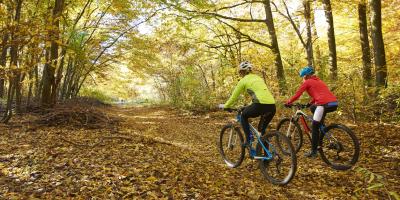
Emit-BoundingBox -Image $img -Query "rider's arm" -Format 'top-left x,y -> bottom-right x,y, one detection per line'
286,81 -> 310,104
224,79 -> 245,108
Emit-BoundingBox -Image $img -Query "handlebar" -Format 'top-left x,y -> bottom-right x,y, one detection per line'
223,107 -> 245,113
218,103 -> 247,113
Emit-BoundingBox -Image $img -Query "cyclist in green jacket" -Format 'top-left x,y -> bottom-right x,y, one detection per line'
219,61 -> 276,145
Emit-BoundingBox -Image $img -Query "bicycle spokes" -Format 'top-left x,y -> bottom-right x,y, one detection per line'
227,129 -> 237,150
219,125 -> 245,168
277,118 -> 303,154
319,125 -> 360,170
257,132 -> 297,185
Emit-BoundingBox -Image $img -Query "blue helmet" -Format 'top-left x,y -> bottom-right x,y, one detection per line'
299,66 -> 314,77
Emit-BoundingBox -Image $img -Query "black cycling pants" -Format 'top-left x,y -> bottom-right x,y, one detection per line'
241,103 -> 276,142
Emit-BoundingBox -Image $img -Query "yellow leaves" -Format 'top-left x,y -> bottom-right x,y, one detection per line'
54,39 -> 64,46
45,41 -> 52,48
146,176 -> 157,182
2,192 -> 24,200
367,172 -> 375,184
121,186 -> 135,193
366,183 -> 384,190
0,163 -> 7,175
389,192 -> 400,200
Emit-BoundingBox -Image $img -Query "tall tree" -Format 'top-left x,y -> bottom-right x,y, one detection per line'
0,34 -> 8,98
312,0 -> 324,78
263,0 -> 286,93
322,0 -> 338,80
41,0 -> 64,106
11,0 -> 23,114
358,0 -> 372,87
370,0 -> 387,88
303,0 -> 314,66
2,0 -> 23,121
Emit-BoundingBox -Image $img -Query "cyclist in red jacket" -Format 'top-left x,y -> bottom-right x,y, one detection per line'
285,66 -> 338,158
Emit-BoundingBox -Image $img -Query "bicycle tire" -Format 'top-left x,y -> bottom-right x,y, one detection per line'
218,124 -> 245,168
277,118 -> 303,153
319,124 -> 360,170
256,131 -> 297,185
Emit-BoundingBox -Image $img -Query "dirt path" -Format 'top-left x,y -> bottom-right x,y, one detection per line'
0,106 -> 398,199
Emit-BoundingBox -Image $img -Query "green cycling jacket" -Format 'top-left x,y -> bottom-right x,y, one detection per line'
224,73 -> 275,108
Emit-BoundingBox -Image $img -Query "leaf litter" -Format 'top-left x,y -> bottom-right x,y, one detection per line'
0,104 -> 398,199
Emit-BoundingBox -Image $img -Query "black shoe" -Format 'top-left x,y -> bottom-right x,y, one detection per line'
304,150 -> 318,158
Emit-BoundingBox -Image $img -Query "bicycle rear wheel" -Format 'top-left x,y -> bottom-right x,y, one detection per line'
319,124 -> 360,170
277,118 -> 303,153
256,131 -> 297,185
218,124 -> 245,168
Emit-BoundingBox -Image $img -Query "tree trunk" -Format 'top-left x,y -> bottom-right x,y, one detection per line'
312,0 -> 325,79
0,79 -> 4,99
370,0 -> 387,88
42,48 -> 53,106
41,0 -> 64,107
61,57 -> 73,100
263,0 -> 286,94
0,34 -> 8,98
15,71 -> 24,114
10,0 -> 23,114
322,0 -> 338,81
358,1 -> 372,88
2,80 -> 15,123
53,47 -> 66,102
34,64 -> 40,99
27,43 -> 38,108
304,0 -> 314,66
27,69 -> 33,109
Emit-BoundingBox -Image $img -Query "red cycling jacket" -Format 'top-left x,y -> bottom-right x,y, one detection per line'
286,76 -> 337,105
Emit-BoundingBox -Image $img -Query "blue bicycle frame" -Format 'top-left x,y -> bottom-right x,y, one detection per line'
236,113 -> 273,161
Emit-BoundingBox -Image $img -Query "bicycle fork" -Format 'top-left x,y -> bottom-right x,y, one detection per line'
227,127 -> 236,150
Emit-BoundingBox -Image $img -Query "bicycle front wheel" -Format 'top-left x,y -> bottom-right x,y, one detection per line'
319,124 -> 360,170
277,118 -> 303,153
256,131 -> 297,185
218,124 -> 245,168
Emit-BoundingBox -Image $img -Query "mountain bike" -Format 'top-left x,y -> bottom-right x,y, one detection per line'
217,107 -> 297,185
277,103 -> 360,170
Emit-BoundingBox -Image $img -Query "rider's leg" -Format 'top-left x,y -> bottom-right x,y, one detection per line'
305,105 -> 325,157
241,103 -> 265,144
321,103 -> 338,124
257,104 -> 276,135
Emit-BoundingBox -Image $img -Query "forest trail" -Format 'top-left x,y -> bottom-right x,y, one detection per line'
0,105 -> 398,199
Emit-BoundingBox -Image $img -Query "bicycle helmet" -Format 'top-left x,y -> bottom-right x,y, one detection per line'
299,66 -> 314,77
238,61 -> 252,71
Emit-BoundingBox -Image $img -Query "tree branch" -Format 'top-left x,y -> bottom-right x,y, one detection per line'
197,11 -> 265,23
76,8 -> 165,93
214,1 -> 249,11
217,19 -> 272,49
164,1 -> 265,23
271,1 -> 307,48
207,40 -> 251,49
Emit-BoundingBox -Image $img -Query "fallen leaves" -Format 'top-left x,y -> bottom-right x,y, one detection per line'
0,105 -> 398,199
